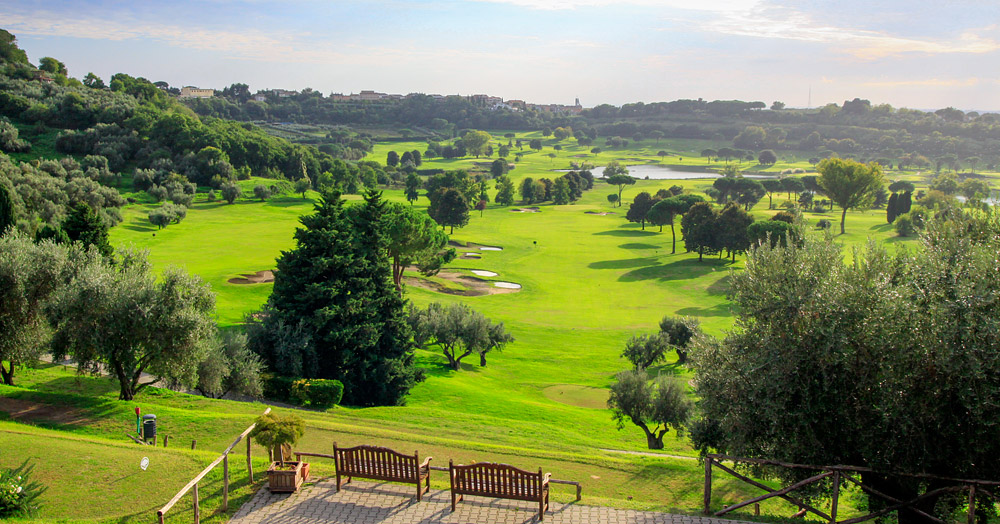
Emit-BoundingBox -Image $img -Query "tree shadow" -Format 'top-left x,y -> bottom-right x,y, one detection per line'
121,221 -> 158,233
675,303 -> 732,317
618,258 -> 727,282
589,257 -> 659,270
593,229 -> 658,237
705,274 -> 732,296
869,223 -> 893,232
618,243 -> 659,250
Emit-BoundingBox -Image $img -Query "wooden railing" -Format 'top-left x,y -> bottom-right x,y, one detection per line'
294,450 -> 583,501
704,453 -> 1000,524
156,407 -> 271,524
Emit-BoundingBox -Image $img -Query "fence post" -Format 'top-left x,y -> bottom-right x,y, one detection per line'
164,435 -> 169,448
247,437 -> 254,483
704,456 -> 713,515
968,485 -> 976,524
223,454 -> 229,512
830,471 -> 840,524
191,439 -> 197,450
193,482 -> 200,524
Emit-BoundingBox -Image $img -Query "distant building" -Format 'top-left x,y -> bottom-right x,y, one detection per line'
252,94 -> 268,102
329,93 -> 351,101
271,89 -> 298,98
179,86 -> 214,99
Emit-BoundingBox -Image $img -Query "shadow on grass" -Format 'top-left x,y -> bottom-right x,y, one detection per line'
676,303 -> 731,317
264,198 -> 313,208
869,223 -> 894,233
618,243 -> 659,250
121,221 -> 158,233
705,274 -> 732,296
618,258 -> 727,282
589,257 -> 659,270
593,229 -> 658,237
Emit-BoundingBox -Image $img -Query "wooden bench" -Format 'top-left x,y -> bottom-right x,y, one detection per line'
333,443 -> 432,501
449,461 -> 551,520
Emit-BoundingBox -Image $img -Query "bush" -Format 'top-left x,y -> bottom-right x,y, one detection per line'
816,219 -> 832,230
813,206 -> 828,213
262,375 -> 296,403
0,460 -> 46,518
290,378 -> 344,409
894,214 -> 917,237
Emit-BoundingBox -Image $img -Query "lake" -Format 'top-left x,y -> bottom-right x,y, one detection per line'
557,164 -> 776,180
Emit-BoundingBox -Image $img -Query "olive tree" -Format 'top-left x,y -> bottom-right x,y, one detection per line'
408,302 -> 514,370
48,249 -> 216,400
384,202 -> 454,293
692,209 -> 1000,521
608,369 -> 692,449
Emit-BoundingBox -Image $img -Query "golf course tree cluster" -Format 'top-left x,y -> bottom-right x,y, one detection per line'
691,208 -> 1000,521
247,190 -> 421,407
518,171 -> 595,206
706,169 -> 766,211
816,158 -> 886,234
625,185 -> 685,230
408,302 -> 514,370
885,180 -> 915,224
681,202 -> 755,262
603,161 -> 635,207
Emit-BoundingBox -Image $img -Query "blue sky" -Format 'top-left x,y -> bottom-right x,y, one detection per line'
3,0 -> 999,110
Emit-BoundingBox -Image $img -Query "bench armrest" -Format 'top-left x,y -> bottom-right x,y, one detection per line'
419,456 -> 433,468
542,473 -> 552,485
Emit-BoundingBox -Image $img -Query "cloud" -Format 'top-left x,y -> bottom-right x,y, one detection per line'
469,0 -> 760,12
862,78 -> 983,88
694,5 -> 1000,59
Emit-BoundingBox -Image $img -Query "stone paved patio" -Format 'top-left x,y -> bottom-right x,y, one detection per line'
229,477 -> 755,524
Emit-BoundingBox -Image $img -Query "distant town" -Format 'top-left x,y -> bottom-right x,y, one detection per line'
178,86 -> 585,114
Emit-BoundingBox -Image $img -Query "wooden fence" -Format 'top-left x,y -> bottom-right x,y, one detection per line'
704,453 -> 1000,524
156,407 -> 271,524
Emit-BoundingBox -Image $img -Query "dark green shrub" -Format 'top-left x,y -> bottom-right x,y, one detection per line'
262,375 -> 295,403
290,378 -> 344,409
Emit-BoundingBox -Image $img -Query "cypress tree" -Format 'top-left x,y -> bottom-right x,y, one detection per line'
266,190 -> 418,406
0,184 -> 13,236
886,192 -> 898,223
899,191 -> 912,215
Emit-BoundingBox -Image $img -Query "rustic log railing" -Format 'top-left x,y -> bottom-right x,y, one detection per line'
294,450 -> 583,501
156,407 -> 271,524
704,453 -> 1000,524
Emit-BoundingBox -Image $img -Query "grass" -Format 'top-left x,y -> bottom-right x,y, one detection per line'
15,132 -> 996,522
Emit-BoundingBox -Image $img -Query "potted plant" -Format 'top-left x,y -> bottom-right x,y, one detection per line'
250,412 -> 307,492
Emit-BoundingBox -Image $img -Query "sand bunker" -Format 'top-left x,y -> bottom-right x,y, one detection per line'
585,211 -> 616,216
511,207 -> 540,213
542,384 -> 609,409
471,270 -> 498,277
480,246 -> 503,251
459,253 -> 482,260
404,271 -> 520,297
228,270 -> 275,285
494,281 -> 521,289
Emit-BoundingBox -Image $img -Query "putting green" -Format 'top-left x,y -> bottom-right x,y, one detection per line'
543,384 -> 611,409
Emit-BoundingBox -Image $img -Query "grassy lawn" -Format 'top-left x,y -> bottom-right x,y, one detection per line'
11,133 -> 986,522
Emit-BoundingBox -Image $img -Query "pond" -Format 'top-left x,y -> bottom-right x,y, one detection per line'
559,164 -> 776,180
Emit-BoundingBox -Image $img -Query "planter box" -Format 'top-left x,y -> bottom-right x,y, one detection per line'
267,461 -> 305,493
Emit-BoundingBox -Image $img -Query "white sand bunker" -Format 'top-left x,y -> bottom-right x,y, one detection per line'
472,270 -> 498,277
511,207 -> 540,213
585,211 -> 616,216
494,281 -> 521,289
460,252 -> 481,260
480,246 -> 503,251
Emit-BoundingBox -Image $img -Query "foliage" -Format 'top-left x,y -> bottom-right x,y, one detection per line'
221,182 -> 242,204
196,330 -> 264,399
608,369 -> 692,450
0,233 -> 80,385
290,378 -> 344,409
659,316 -> 698,365
817,158 -> 885,234
0,459 -> 46,518
427,187 -> 469,233
384,202 -> 454,292
48,248 -> 216,400
680,202 -> 719,261
692,211 -> 1000,514
408,302 -> 514,370
747,219 -> 796,248
621,333 -> 671,370
0,182 -> 12,234
147,203 -> 187,229
254,190 -> 419,406
494,175 -> 515,206
603,162 -> 634,207
626,192 -> 657,229
250,412 -> 305,466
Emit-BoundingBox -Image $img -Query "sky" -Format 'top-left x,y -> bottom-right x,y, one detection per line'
3,0 -> 999,111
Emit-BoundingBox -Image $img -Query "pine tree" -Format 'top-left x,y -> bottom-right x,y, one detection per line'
62,202 -> 112,256
265,190 -> 418,406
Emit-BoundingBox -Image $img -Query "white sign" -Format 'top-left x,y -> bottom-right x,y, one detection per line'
140,457 -> 149,471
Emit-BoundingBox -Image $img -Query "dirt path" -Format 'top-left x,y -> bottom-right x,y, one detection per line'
0,396 -> 94,426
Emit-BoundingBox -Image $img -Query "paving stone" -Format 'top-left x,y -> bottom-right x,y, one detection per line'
227,478 -> 756,524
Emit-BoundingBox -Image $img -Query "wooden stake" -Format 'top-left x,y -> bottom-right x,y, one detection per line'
193,482 -> 200,524
191,439 -> 197,450
223,455 -> 229,511
247,438 -> 254,483
968,485 -> 976,524
704,457 -> 713,515
163,435 -> 169,448
831,471 -> 840,524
